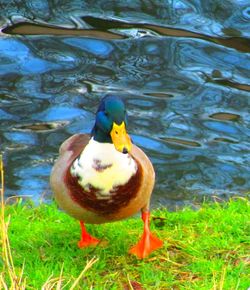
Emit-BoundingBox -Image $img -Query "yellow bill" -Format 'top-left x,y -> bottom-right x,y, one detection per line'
110,121 -> 132,154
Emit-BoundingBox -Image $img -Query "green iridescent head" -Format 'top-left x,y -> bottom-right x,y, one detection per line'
91,95 -> 132,154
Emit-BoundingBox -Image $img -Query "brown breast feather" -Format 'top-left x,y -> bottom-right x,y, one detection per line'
64,158 -> 142,215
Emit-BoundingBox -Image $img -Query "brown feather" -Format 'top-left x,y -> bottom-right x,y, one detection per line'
64,160 -> 142,215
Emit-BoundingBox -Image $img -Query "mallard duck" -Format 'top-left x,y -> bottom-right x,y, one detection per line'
50,95 -> 163,258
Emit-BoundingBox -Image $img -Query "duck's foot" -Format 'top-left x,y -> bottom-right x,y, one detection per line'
129,231 -> 163,259
129,211 -> 163,259
78,221 -> 100,248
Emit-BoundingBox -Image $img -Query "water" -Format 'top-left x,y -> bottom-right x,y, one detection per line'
0,1 -> 250,209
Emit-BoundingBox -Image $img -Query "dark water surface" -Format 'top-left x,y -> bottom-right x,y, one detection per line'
0,1 -> 250,209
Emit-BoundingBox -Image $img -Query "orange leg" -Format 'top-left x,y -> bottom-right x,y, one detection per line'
129,211 -> 163,259
78,221 -> 100,248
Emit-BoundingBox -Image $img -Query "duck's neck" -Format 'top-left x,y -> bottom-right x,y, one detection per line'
70,138 -> 137,196
91,126 -> 112,144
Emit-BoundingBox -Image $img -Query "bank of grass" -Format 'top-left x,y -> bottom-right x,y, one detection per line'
0,154 -> 249,289
1,197 -> 249,289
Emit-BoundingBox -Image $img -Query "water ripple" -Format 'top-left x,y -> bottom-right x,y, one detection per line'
0,1 -> 249,206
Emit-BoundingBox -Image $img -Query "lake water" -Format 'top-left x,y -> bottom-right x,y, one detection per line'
0,1 -> 250,209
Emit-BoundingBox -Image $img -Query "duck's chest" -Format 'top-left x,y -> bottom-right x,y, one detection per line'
70,139 -> 138,199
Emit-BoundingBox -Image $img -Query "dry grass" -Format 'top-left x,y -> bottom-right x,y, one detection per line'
0,155 -> 98,289
0,155 -> 26,289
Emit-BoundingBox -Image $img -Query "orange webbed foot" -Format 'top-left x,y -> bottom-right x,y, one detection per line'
78,235 -> 100,248
129,211 -> 163,259
78,221 -> 100,248
129,231 -> 163,259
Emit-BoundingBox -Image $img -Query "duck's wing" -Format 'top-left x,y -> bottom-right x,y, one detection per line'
131,144 -> 155,211
59,134 -> 91,157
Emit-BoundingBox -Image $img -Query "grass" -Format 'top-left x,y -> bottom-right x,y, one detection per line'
1,158 -> 250,289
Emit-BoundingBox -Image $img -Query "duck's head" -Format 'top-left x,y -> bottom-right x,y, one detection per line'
91,95 -> 132,154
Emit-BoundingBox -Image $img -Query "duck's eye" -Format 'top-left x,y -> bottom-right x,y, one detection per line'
115,131 -> 118,135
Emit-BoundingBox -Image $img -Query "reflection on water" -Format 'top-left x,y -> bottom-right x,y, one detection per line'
0,1 -> 250,208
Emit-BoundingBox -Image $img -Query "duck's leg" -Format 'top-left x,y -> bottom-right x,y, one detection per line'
78,221 -> 100,248
129,210 -> 163,259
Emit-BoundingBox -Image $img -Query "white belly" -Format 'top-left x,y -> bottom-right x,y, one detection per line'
70,138 -> 137,196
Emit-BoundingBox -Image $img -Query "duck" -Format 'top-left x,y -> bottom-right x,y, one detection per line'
50,94 -> 163,259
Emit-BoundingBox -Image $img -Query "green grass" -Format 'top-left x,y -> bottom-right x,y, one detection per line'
1,198 -> 250,289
